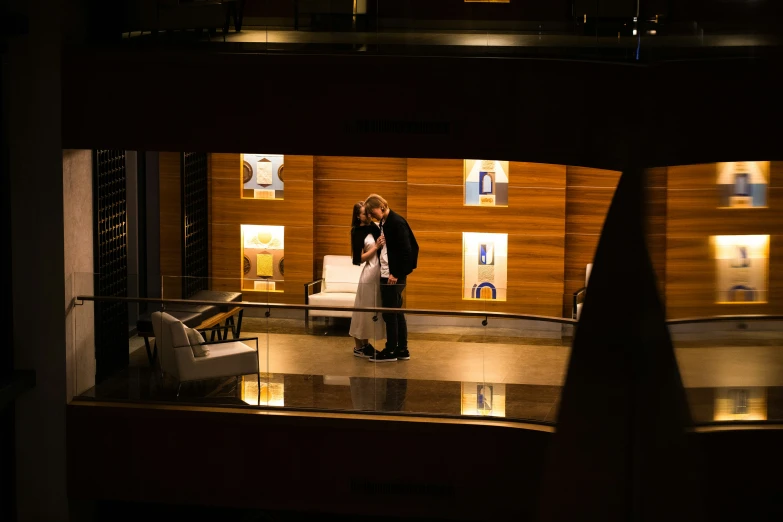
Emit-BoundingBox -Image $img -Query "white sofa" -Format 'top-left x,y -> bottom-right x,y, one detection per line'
304,255 -> 363,327
151,311 -> 260,400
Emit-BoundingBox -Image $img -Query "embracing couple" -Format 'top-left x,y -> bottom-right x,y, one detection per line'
349,194 -> 419,363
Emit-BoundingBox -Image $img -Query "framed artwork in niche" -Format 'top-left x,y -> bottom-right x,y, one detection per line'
711,235 -> 769,304
464,160 -> 509,206
241,153 -> 285,200
716,161 -> 768,208
241,224 -> 284,293
463,232 -> 507,301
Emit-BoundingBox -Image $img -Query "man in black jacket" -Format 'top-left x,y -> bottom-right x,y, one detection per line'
364,194 -> 419,362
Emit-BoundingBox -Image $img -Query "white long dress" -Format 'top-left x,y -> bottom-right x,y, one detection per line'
349,232 -> 386,342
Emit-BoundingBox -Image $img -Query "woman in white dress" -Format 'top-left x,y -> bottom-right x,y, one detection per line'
349,202 -> 386,358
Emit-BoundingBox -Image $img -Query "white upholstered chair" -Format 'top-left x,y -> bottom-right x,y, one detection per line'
151,311 -> 260,401
304,255 -> 363,327
573,263 -> 593,321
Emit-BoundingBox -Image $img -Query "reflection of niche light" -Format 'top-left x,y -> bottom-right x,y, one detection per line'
460,382 -> 506,417
713,388 -> 767,421
242,374 -> 285,406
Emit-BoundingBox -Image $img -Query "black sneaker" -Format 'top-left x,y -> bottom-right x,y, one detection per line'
362,343 -> 376,358
353,347 -> 366,358
368,348 -> 397,363
396,349 -> 410,360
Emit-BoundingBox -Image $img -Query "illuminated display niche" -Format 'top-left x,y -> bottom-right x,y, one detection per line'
711,235 -> 769,304
464,160 -> 509,207
716,161 -> 768,209
241,224 -> 284,292
241,153 -> 284,200
463,232 -> 508,301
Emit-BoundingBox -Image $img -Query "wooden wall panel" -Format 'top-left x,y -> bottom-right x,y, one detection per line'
406,158 -> 463,185
210,153 -> 314,304
405,231 -> 564,317
566,166 -> 622,188
562,165 -> 621,316
160,152 -> 182,299
408,184 -> 565,235
406,160 -> 566,317
314,179 -> 407,231
314,156 -> 407,182
646,167 -> 668,300
314,156 -> 407,276
665,161 -> 783,319
509,162 -> 567,189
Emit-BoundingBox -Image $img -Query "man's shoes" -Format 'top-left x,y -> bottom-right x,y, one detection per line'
368,348 -> 397,362
396,349 -> 410,360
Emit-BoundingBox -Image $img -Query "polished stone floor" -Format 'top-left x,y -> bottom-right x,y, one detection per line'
80,317 -> 783,425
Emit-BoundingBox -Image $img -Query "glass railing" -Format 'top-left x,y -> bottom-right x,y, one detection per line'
668,316 -> 783,426
97,1 -> 781,61
69,273 -> 575,425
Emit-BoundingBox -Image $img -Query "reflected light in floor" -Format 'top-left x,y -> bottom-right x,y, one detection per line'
461,382 -> 506,417
242,373 -> 285,406
713,387 -> 767,421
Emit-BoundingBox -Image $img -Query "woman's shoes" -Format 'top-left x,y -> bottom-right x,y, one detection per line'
353,343 -> 376,358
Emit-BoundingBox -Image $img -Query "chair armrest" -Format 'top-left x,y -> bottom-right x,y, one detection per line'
195,337 -> 258,346
304,278 -> 324,303
198,337 -> 259,359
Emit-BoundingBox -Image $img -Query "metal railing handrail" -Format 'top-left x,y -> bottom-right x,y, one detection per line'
75,294 -> 577,325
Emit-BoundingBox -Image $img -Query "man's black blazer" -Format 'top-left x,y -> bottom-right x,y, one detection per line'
381,209 -> 419,277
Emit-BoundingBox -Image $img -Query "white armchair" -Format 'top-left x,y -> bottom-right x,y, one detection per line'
304,255 -> 363,327
573,263 -> 593,320
151,311 -> 260,401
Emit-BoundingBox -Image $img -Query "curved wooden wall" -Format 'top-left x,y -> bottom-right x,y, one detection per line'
665,162 -> 783,319
202,153 -> 620,317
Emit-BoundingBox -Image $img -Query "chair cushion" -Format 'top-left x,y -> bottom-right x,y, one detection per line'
180,341 -> 258,382
324,264 -> 362,293
186,328 -> 209,357
308,291 -> 355,318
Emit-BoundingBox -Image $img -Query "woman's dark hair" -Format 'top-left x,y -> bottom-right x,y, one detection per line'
351,201 -> 364,229
350,201 -> 366,265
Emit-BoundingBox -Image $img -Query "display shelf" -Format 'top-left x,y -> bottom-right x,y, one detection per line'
241,224 -> 285,293
240,153 -> 285,200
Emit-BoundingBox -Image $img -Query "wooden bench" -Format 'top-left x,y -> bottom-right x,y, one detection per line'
195,306 -> 243,340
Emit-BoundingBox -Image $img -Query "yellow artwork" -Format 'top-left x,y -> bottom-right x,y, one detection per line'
257,254 -> 273,277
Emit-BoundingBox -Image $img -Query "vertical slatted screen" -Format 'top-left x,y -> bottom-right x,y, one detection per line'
181,152 -> 209,298
93,149 -> 129,382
